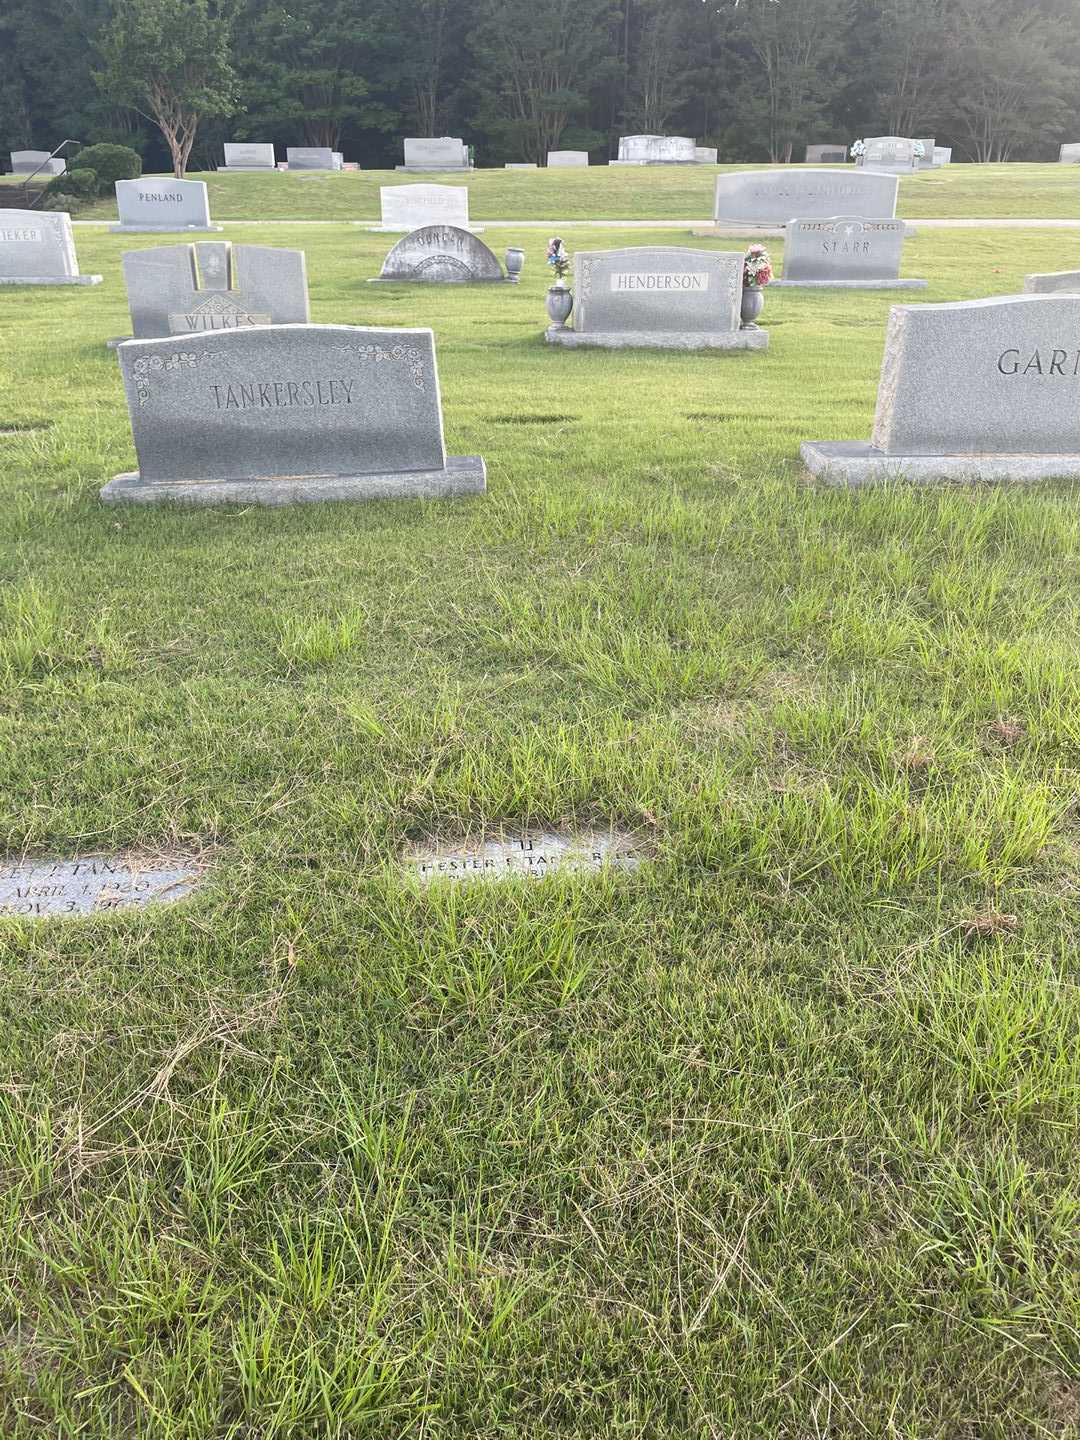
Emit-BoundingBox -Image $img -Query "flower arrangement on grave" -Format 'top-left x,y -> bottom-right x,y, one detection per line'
546,236 -> 571,284
743,244 -> 773,289
850,139 -> 866,159
913,140 -> 926,160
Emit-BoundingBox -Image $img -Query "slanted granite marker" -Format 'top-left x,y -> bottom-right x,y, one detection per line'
712,169 -> 897,225
546,245 -> 766,351
112,178 -> 220,233
376,184 -> 472,232
802,295 -> 1080,484
101,324 -> 485,506
0,209 -> 101,286
114,240 -> 308,344
773,217 -> 926,289
372,225 -> 511,283
1024,271 -> 1080,294
222,142 -> 276,171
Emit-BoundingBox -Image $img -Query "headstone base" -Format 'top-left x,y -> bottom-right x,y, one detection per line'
218,166 -> 280,173
109,224 -> 224,234
609,159 -> 698,166
545,326 -> 768,351
364,225 -> 485,234
801,440 -> 1080,487
394,165 -> 473,173
0,274 -> 102,286
101,456 -> 487,506
772,278 -> 927,289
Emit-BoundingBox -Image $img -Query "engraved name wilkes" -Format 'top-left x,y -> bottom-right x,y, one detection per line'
997,347 -> 1080,376
209,378 -> 356,410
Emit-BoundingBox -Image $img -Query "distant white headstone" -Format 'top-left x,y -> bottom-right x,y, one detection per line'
399,138 -> 470,171
1059,143 -> 1080,164
112,178 -> 220,233
615,135 -> 696,164
378,184 -> 470,231
547,151 -> 589,167
222,142 -> 275,170
0,209 -> 101,286
11,150 -> 65,176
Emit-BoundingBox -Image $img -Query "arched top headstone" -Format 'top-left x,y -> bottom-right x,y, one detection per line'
378,226 -> 504,283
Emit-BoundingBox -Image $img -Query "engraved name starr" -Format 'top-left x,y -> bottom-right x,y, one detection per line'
209,379 -> 356,409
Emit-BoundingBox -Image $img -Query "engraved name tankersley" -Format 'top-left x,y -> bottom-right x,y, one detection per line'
209,379 -> 356,409
997,347 -> 1080,375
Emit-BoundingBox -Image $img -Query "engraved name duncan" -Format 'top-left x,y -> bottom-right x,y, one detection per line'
0,227 -> 43,242
610,272 -> 709,291
997,347 -> 1080,376
210,379 -> 355,409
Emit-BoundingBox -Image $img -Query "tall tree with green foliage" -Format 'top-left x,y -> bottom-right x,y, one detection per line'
96,0 -> 237,177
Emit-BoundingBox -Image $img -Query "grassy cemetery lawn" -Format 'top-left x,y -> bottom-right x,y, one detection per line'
4,221 -> 1080,1434
21,161 -> 1080,222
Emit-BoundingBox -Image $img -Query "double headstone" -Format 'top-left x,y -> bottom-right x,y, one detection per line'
0,209 -> 101,286
11,150 -> 65,176
372,226 -> 513,283
802,295 -> 1080,484
222,143 -> 276,171
547,151 -> 589,167
397,138 -> 471,172
112,178 -> 220,233
113,240 -> 308,344
286,147 -> 338,171
713,169 -> 898,225
805,144 -> 848,164
614,135 -> 696,164
377,184 -> 471,232
545,245 -> 766,351
101,324 -> 486,506
859,137 -> 919,173
773,217 -> 925,289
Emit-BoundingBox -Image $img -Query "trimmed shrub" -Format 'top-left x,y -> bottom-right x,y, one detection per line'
48,167 -> 97,199
41,192 -> 81,212
71,143 -> 141,193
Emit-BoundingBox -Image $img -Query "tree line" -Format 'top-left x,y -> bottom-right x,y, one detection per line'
3,0 -> 1079,177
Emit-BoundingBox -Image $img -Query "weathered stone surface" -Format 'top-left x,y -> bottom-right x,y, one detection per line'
11,150 -> 65,175
378,184 -> 470,231
119,240 -> 308,341
805,144 -> 848,164
0,854 -> 199,919
615,134 -> 696,164
860,136 -> 918,173
112,178 -> 219,233
399,137 -> 470,170
933,146 -> 952,166
802,294 -> 1080,484
774,215 -> 925,288
102,324 -> 485,506
403,829 -> 643,882
713,169 -> 898,224
547,150 -> 589,167
286,147 -> 336,170
0,209 -> 100,285
222,142 -> 275,170
695,147 -> 718,164
1059,143 -> 1080,163
1024,271 -> 1080,294
374,225 -> 506,283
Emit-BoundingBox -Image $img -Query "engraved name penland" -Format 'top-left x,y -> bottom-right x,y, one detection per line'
209,379 -> 356,409
997,347 -> 1080,376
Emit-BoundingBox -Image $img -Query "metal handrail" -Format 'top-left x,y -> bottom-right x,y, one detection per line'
16,140 -> 81,207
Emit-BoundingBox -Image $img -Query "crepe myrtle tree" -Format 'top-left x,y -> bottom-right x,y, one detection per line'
96,0 -> 237,177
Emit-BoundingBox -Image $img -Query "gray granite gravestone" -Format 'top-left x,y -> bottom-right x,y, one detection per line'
802,295 -> 1080,484
0,209 -> 101,285
112,240 -> 308,345
933,146 -> 952,166
371,225 -> 510,283
805,144 -> 848,164
545,245 -> 766,351
772,217 -> 926,289
101,324 -> 485,505
547,151 -> 589,167
11,150 -> 65,176
376,184 -> 472,231
915,138 -> 935,167
1059,144 -> 1080,163
1024,271 -> 1080,294
222,142 -> 276,171
0,854 -> 199,919
712,169 -> 898,225
695,147 -> 718,164
860,136 -> 918,173
397,138 -> 471,172
613,134 -> 696,164
112,178 -> 220,233
286,147 -> 336,170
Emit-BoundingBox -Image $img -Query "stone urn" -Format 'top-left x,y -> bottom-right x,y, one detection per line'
740,286 -> 765,328
546,283 -> 573,328
505,246 -> 525,283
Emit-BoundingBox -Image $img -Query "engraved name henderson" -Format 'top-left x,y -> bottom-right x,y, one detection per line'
611,272 -> 709,291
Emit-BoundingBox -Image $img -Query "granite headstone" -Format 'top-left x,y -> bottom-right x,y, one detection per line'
614,134 -> 696,164
286,147 -> 337,170
695,147 -> 719,164
713,169 -> 898,225
860,136 -> 918,173
112,178 -> 220,233
373,225 -> 508,283
802,295 -> 1080,484
1059,144 -> 1080,164
933,146 -> 952,166
773,216 -> 925,289
222,142 -> 276,171
0,854 -> 200,919
805,144 -> 848,164
1024,271 -> 1080,294
11,150 -> 65,176
377,184 -> 471,231
102,324 -> 486,505
398,138 -> 470,171
547,151 -> 589,167
0,209 -> 101,286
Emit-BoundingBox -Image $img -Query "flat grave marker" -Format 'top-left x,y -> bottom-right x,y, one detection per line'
0,854 -> 200,920
403,829 -> 643,883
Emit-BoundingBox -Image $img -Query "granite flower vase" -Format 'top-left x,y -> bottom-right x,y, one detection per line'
546,283 -> 573,328
740,287 -> 765,328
